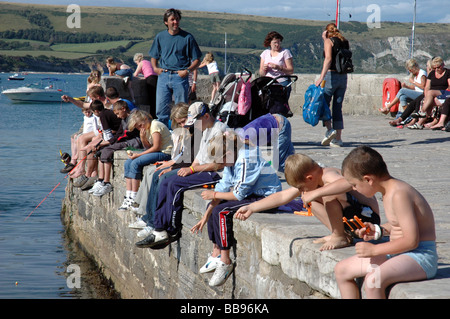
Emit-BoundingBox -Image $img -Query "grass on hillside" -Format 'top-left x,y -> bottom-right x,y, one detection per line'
0,50 -> 94,59
1,1 -> 449,74
51,41 -> 133,53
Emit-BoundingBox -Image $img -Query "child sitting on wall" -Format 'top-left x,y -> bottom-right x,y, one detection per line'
191,131 -> 282,286
236,153 -> 380,251
89,100 -> 142,196
334,146 -> 438,299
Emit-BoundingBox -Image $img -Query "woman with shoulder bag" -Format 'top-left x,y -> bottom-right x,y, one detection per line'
315,23 -> 350,148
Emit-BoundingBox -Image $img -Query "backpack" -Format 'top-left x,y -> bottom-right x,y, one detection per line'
331,38 -> 354,74
302,84 -> 331,126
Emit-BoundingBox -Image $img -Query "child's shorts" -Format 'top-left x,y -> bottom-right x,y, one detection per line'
387,240 -> 438,279
210,72 -> 220,83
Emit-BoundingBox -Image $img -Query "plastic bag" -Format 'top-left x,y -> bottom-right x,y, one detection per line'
302,84 -> 331,126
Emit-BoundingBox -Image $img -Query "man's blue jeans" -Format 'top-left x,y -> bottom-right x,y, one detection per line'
156,71 -> 189,127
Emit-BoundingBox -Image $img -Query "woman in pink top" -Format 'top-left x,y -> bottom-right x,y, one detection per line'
134,53 -> 158,118
259,31 -> 294,97
260,32 -> 294,77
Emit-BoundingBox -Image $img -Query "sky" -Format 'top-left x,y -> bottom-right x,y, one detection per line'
4,0 -> 450,23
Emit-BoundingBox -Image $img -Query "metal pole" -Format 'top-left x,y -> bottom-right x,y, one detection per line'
224,32 -> 227,75
336,0 -> 340,28
410,0 -> 416,58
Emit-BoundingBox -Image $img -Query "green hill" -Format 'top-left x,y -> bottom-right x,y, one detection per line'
0,2 -> 449,74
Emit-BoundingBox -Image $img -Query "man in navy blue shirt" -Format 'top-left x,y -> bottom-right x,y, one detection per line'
149,8 -> 202,127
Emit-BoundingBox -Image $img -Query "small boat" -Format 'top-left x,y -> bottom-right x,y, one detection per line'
2,78 -> 69,103
8,73 -> 25,81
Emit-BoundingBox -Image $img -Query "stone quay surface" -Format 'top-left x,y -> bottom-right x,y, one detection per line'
61,74 -> 450,299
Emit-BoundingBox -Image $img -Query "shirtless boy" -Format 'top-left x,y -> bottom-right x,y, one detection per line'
235,153 -> 379,251
335,145 -> 438,299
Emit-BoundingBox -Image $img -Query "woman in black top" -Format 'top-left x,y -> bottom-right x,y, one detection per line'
410,57 -> 450,129
421,56 -> 450,115
315,23 -> 350,147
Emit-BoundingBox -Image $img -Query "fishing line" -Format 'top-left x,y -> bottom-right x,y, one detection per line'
55,82 -> 84,197
56,100 -> 64,176
25,138 -> 102,221
58,100 -> 64,152
50,99 -> 65,205
322,0 -> 332,18
57,99 -> 72,172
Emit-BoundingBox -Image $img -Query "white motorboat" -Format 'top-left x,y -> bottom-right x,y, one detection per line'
2,78 -> 69,103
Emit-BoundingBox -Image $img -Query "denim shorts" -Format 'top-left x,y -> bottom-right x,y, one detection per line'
437,90 -> 450,99
115,68 -> 133,80
387,240 -> 438,279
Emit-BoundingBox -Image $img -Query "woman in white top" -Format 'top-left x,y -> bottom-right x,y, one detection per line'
379,59 -> 427,114
259,31 -> 294,94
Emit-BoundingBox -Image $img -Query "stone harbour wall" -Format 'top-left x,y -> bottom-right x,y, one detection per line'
61,73 -> 450,299
100,72 -> 405,116
61,153 -> 328,299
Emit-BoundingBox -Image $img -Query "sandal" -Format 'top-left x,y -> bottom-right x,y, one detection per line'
400,117 -> 413,125
407,123 -> 424,130
378,107 -> 390,115
389,119 -> 401,127
411,111 -> 427,119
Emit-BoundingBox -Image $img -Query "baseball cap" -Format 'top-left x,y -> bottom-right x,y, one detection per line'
184,102 -> 209,127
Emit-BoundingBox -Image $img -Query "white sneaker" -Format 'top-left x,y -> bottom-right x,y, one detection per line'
137,226 -> 155,238
128,217 -> 147,229
88,180 -> 104,194
199,254 -> 221,274
93,183 -> 113,196
135,229 -> 168,248
321,129 -> 337,146
118,197 -> 132,211
153,230 -> 168,242
129,202 -> 140,213
209,261 -> 234,286
330,139 -> 343,147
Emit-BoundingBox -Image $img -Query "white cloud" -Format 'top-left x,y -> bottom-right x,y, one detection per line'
437,14 -> 450,24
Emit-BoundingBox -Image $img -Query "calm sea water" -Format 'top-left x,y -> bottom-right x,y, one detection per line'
0,73 -> 116,299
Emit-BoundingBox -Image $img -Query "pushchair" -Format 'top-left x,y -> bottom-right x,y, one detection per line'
211,67 -> 253,129
250,74 -> 298,120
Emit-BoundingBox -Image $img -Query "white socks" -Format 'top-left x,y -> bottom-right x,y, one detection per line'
126,190 -> 137,200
